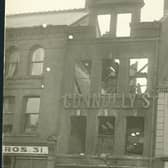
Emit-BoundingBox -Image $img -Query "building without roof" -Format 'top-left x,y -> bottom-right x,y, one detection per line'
3,0 -> 168,168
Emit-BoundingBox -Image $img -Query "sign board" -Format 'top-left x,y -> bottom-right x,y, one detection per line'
3,146 -> 48,155
63,93 -> 151,109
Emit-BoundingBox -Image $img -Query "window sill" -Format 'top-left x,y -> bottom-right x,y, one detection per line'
27,75 -> 44,79
5,75 -> 44,81
3,134 -> 39,137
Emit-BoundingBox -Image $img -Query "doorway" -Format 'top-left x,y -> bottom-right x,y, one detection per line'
69,116 -> 86,154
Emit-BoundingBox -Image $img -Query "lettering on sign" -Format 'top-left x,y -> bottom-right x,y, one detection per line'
3,146 -> 48,155
63,93 -> 151,109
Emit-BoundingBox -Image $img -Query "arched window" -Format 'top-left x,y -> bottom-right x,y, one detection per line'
30,47 -> 45,76
5,47 -> 20,78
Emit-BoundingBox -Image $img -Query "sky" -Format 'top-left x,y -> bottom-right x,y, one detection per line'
6,0 -> 164,21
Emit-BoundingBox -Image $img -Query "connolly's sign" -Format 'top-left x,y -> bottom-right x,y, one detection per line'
3,146 -> 48,155
63,93 -> 151,109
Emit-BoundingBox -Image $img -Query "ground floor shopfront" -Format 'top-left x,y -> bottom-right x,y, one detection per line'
3,153 -> 168,168
3,144 -> 49,168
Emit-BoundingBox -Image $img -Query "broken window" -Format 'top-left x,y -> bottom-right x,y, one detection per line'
116,13 -> 132,37
129,58 -> 148,94
69,116 -> 86,154
5,47 -> 20,79
74,60 -> 92,95
96,116 -> 115,154
101,58 -> 120,94
3,97 -> 15,134
97,15 -> 111,36
126,117 -> 144,155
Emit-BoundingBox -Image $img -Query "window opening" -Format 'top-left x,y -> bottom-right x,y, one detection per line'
96,116 -> 115,154
126,117 -> 144,155
3,97 -> 15,134
24,97 -> 40,133
129,58 -> 148,94
116,13 -> 132,37
31,48 -> 45,76
101,58 -> 120,94
74,60 -> 92,95
97,15 -> 111,36
5,48 -> 20,79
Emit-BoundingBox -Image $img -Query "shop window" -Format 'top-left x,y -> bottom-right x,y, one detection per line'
30,48 -> 45,76
126,117 -> 144,155
74,60 -> 92,95
116,13 -> 132,37
3,156 -> 47,168
129,58 -> 148,94
15,158 -> 47,168
3,156 -> 13,168
97,116 -> 115,154
24,97 -> 40,134
3,97 -> 15,134
69,116 -> 86,154
5,47 -> 20,79
101,59 -> 120,94
97,15 -> 111,36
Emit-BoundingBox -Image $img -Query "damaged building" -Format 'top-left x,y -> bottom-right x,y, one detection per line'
3,0 -> 168,168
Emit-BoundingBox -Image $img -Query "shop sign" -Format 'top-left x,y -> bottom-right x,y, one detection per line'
3,146 -> 48,155
63,93 -> 151,109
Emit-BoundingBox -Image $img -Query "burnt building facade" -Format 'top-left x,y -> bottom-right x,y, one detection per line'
3,0 -> 168,168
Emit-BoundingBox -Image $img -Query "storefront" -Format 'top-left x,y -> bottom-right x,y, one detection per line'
3,145 -> 48,168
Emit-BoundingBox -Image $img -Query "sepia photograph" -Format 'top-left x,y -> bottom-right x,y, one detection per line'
2,0 -> 168,168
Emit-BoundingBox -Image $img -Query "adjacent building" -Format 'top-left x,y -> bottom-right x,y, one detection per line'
3,0 -> 168,168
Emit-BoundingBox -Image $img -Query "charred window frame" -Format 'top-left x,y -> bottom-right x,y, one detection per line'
97,14 -> 111,37
101,58 -> 120,94
125,117 -> 144,155
97,116 -> 115,154
5,48 -> 20,79
74,59 -> 92,95
24,97 -> 40,134
129,58 -> 148,94
3,96 -> 15,134
30,48 -> 45,76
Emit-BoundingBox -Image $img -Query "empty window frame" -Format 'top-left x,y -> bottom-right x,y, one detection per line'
3,97 -> 15,134
97,15 -> 111,36
30,48 -> 45,76
126,117 -> 144,155
69,116 -> 87,154
74,60 -> 92,95
101,59 -> 120,94
129,58 -> 148,94
97,116 -> 115,154
5,47 -> 20,79
24,97 -> 40,133
116,13 -> 132,37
